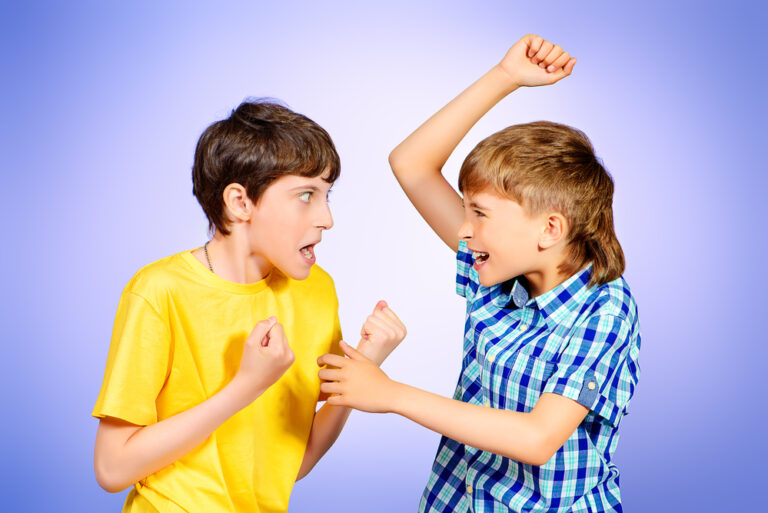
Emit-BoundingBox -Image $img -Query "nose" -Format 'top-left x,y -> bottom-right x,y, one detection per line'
457,216 -> 472,240
315,199 -> 334,230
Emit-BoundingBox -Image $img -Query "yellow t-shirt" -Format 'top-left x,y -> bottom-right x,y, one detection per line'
92,250 -> 342,513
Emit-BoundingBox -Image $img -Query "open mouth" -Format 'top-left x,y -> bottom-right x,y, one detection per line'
472,250 -> 489,269
300,244 -> 316,263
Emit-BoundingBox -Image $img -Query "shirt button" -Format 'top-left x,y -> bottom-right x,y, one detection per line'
519,324 -> 528,332
466,484 -> 473,495
588,381 -> 596,390
487,353 -> 495,363
483,399 -> 490,407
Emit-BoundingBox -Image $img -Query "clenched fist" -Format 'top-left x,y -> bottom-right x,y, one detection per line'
356,300 -> 407,366
232,317 -> 295,404
497,34 -> 577,89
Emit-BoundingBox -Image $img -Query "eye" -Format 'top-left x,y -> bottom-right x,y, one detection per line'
474,210 -> 486,217
326,189 -> 333,203
299,191 -> 312,203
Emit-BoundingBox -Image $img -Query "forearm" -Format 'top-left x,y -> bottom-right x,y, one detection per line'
389,382 -> 549,465
296,402 -> 352,480
95,378 -> 259,492
296,337 -> 389,480
389,66 -> 518,177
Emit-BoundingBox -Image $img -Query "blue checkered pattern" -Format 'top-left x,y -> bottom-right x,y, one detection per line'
419,241 -> 641,513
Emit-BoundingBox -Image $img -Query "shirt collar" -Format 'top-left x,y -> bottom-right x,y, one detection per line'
500,278 -> 530,309
501,264 -> 594,328
533,264 -> 594,328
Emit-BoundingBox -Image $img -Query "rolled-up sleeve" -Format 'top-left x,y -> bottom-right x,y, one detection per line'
543,314 -> 639,426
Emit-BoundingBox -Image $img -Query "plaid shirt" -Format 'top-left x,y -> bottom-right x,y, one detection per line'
419,241 -> 641,513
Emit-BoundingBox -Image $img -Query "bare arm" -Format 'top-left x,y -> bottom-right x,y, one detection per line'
296,301 -> 407,480
318,345 -> 588,466
389,387 -> 586,465
295,402 -> 352,480
94,318 -> 294,492
389,34 -> 576,252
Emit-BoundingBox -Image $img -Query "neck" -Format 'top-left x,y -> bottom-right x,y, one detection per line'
524,267 -> 569,298
523,248 -> 570,298
202,231 -> 273,284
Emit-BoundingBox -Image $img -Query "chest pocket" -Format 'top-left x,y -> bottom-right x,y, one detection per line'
489,351 -> 557,412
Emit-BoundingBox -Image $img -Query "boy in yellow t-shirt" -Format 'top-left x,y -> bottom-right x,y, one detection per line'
92,100 -> 407,513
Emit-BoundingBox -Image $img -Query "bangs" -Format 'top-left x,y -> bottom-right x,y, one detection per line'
286,135 -> 341,184
458,141 -> 523,204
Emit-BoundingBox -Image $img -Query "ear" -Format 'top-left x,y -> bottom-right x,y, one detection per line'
539,212 -> 568,250
222,183 -> 252,224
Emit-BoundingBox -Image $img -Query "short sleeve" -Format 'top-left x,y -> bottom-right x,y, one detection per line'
543,314 -> 639,426
328,310 -> 344,357
92,291 -> 172,426
456,241 -> 480,300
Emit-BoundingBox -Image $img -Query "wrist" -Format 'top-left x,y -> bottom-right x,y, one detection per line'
225,375 -> 267,411
386,380 -> 410,415
489,64 -> 521,94
356,340 -> 386,367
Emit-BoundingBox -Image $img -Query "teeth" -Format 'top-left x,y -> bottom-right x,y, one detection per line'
472,251 -> 489,260
301,247 -> 313,259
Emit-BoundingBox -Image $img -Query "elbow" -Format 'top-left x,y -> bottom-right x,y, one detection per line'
389,146 -> 414,180
502,431 -> 559,467
95,470 -> 126,494
94,457 -> 131,493
295,466 -> 311,482
523,448 -> 556,467
388,148 -> 407,177
295,457 -> 317,482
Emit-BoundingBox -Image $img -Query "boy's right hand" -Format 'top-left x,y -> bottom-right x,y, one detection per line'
497,34 -> 577,89
232,317 -> 295,403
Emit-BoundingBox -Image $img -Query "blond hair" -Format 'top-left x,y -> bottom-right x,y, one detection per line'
458,121 -> 624,287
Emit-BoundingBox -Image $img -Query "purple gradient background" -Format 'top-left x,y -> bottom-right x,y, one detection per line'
3,1 -> 766,511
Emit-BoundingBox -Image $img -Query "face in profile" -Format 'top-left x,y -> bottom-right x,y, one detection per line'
247,170 -> 335,280
458,188 -> 545,287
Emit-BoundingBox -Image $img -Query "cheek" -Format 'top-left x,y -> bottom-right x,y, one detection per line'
253,212 -> 291,249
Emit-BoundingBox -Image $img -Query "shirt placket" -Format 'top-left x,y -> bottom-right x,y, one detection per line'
464,302 -> 498,508
467,306 -> 539,510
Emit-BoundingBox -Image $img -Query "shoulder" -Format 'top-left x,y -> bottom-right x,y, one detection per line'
581,275 -> 638,328
122,252 -> 189,308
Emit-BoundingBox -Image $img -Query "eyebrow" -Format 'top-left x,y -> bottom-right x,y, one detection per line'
468,200 -> 489,211
289,185 -> 322,192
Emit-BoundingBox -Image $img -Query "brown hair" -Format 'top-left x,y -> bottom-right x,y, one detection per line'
458,121 -> 624,287
192,99 -> 340,235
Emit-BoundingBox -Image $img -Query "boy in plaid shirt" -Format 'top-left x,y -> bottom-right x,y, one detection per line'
318,34 -> 640,512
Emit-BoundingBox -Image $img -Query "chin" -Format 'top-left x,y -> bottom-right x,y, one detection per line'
478,273 -> 501,287
480,278 -> 503,288
281,265 -> 312,281
478,267 -> 519,288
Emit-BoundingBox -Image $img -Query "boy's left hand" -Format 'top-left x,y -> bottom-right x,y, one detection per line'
318,341 -> 398,413
355,300 -> 407,366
